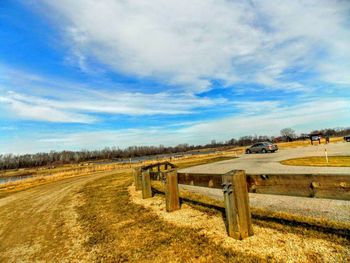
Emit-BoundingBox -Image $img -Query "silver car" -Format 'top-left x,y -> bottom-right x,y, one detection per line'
245,142 -> 278,154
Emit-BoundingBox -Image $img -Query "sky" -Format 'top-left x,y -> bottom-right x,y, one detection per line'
0,0 -> 349,154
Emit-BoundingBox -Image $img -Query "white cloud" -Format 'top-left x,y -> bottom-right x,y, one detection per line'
0,66 -> 225,123
0,94 -> 95,123
2,97 -> 348,154
233,101 -> 281,115
182,99 -> 350,140
39,0 -> 350,91
2,90 -> 223,116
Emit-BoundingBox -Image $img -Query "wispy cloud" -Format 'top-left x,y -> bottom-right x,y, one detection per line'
183,99 -> 350,140
0,66 -> 226,123
0,93 -> 95,123
2,98 -> 348,154
39,0 -> 350,92
1,1 -> 349,154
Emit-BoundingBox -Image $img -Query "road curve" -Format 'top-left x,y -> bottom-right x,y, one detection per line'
0,171 -> 113,262
180,142 -> 350,174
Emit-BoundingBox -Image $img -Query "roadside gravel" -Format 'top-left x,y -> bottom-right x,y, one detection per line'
181,185 -> 350,226
179,143 -> 350,227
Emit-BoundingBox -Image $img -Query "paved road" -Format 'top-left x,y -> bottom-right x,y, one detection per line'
180,142 -> 350,174
179,142 -> 350,226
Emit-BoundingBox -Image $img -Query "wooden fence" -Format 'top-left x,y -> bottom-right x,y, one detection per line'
133,162 -> 350,240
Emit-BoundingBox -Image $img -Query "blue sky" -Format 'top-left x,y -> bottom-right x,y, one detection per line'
0,0 -> 350,154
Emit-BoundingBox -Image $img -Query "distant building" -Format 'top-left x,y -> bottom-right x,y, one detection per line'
309,133 -> 322,141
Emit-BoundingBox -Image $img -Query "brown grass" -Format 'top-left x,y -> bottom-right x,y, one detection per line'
0,154 -> 236,199
129,182 -> 350,262
281,156 -> 350,167
76,169 -> 349,262
77,171 -> 263,262
151,181 -> 350,233
0,163 -> 130,198
275,136 -> 344,149
1,154 -> 349,261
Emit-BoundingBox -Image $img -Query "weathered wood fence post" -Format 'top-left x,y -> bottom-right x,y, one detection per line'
133,167 -> 142,191
164,170 -> 180,212
222,170 -> 253,239
142,169 -> 152,199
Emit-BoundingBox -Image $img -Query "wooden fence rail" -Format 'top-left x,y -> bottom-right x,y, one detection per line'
134,163 -> 253,240
134,162 -> 350,240
177,172 -> 350,200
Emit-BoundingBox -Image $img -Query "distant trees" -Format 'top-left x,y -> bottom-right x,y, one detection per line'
280,128 -> 296,141
310,127 -> 350,137
0,145 -> 200,170
1,126 -> 349,171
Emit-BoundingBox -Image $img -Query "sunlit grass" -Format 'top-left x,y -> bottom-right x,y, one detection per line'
281,156 -> 350,167
276,136 -> 344,149
0,153 -> 236,198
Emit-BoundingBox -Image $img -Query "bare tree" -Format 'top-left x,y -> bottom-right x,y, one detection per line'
1,126 -> 349,170
280,128 -> 296,141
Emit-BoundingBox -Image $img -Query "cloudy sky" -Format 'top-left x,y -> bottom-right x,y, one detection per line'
0,0 -> 349,153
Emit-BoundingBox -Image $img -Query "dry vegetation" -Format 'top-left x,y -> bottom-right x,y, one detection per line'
151,181 -> 350,234
281,156 -> 350,167
0,153 -> 235,199
1,153 -> 349,262
0,163 -> 129,198
129,185 -> 350,262
76,171 -> 262,262
275,136 -> 344,149
61,166 -> 350,262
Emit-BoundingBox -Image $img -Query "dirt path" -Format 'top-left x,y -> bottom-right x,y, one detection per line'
0,171 -> 113,262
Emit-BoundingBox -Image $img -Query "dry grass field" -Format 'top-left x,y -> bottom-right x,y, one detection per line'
0,153 -> 236,198
130,185 -> 349,262
1,143 -> 349,262
275,136 -> 344,149
281,156 -> 350,167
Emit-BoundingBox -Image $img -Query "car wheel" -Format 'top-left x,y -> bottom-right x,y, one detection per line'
347,138 -> 350,142
261,148 -> 267,153
246,149 -> 251,154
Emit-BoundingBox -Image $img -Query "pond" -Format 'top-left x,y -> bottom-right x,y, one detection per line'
0,175 -> 33,184
95,150 -> 218,165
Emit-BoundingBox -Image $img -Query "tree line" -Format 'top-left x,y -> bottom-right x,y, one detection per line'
1,126 -> 349,170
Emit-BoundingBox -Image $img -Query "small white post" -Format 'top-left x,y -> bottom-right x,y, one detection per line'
325,148 -> 329,164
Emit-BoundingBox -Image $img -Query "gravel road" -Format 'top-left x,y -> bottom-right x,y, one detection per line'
181,185 -> 350,226
180,142 -> 350,174
179,142 -> 350,226
0,171 -> 112,262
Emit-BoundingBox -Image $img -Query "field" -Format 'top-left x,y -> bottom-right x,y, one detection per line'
0,153 -> 234,199
281,156 -> 350,167
0,141 -> 349,262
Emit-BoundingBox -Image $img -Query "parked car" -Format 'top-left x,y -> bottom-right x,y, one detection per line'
245,142 -> 278,154
344,135 -> 350,142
